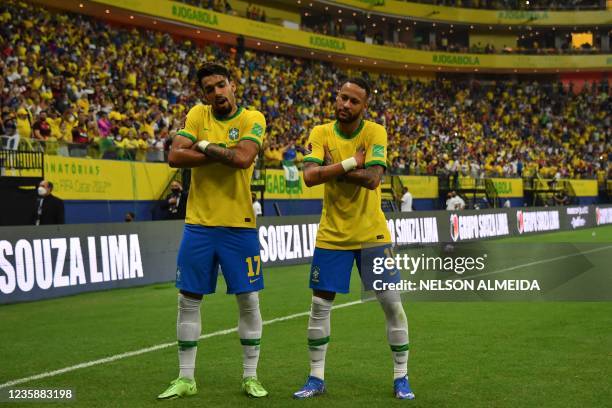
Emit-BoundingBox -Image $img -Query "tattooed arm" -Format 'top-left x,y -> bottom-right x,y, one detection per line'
197,139 -> 259,169
168,135 -> 210,168
303,149 -> 366,187
341,165 -> 385,190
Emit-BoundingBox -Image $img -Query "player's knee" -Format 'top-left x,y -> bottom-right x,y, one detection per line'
178,292 -> 202,311
179,289 -> 203,301
311,295 -> 333,319
313,289 -> 336,301
376,291 -> 405,319
236,291 -> 260,315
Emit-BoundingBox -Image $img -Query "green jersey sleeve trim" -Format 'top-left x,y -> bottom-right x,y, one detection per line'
304,157 -> 324,165
239,136 -> 262,147
365,160 -> 387,168
177,130 -> 197,143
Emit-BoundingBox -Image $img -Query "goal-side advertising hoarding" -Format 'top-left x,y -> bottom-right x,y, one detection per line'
1,205 -> 610,304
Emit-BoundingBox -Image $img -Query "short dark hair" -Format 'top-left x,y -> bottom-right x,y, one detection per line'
197,63 -> 231,88
48,181 -> 54,191
345,77 -> 371,97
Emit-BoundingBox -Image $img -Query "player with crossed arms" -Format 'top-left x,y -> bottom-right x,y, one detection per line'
293,77 -> 415,400
158,63 -> 268,400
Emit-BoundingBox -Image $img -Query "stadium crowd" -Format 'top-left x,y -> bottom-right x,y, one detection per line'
177,0 -> 605,55
398,0 -> 606,10
0,1 -> 609,182
301,18 -> 604,55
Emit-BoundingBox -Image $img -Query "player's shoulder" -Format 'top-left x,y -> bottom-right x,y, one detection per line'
363,119 -> 387,134
242,107 -> 266,123
307,122 -> 333,141
187,103 -> 209,117
311,121 -> 335,134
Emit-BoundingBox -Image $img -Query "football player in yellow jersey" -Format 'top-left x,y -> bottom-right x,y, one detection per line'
293,78 -> 414,400
157,63 -> 268,400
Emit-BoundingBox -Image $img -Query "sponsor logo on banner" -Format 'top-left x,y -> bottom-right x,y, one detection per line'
497,10 -> 548,20
566,206 -> 589,216
387,217 -> 439,245
566,206 -> 589,229
596,207 -> 612,226
516,210 -> 560,234
570,217 -> 586,229
259,223 -> 319,263
450,213 -> 510,242
450,214 -> 460,241
309,35 -> 346,51
432,54 -> 480,66
172,4 -> 219,26
0,235 -> 143,295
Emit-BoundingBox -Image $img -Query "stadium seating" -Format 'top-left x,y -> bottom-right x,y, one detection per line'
395,0 -> 606,10
0,0 -> 608,183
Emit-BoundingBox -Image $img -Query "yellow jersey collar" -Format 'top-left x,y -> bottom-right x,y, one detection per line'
213,106 -> 243,122
334,119 -> 364,140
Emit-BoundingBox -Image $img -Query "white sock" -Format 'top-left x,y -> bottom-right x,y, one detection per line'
376,291 -> 409,380
308,296 -> 333,380
236,291 -> 262,379
177,293 -> 202,380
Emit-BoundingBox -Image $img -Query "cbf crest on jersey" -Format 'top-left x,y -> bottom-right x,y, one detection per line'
229,127 -> 240,141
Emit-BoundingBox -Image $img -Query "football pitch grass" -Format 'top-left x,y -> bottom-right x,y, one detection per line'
1,226 -> 611,407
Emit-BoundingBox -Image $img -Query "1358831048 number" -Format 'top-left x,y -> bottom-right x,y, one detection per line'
0,388 -> 75,401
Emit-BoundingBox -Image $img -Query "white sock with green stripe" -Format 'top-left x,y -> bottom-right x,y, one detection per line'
376,291 -> 409,380
237,291 -> 262,379
308,296 -> 333,380
177,293 -> 202,380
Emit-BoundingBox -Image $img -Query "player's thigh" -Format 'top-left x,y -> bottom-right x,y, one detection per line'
310,247 -> 356,294
176,224 -> 220,295
357,244 -> 400,291
216,227 -> 263,294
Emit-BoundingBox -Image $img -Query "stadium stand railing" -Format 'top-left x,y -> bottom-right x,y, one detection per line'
11,139 -> 168,164
0,148 -> 44,186
381,175 -> 399,212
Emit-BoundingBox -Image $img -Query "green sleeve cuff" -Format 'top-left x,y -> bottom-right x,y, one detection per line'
176,130 -> 197,143
239,136 -> 262,147
304,157 -> 324,165
365,160 -> 387,168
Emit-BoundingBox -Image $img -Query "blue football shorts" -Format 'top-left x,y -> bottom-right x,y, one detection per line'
176,224 -> 263,295
309,245 -> 398,293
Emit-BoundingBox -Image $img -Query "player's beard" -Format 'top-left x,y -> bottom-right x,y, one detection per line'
213,96 -> 233,117
335,107 -> 360,124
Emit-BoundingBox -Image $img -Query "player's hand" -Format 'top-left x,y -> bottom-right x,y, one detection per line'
323,146 -> 333,165
354,149 -> 366,168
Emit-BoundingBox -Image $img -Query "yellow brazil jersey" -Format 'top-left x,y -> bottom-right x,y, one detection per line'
303,120 -> 390,250
177,105 -> 265,229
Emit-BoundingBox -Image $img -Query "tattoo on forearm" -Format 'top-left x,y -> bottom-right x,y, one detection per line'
205,144 -> 236,164
345,166 -> 382,188
365,167 -> 378,183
